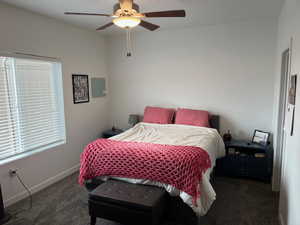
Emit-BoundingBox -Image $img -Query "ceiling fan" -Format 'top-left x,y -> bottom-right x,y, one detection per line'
64,0 -> 186,31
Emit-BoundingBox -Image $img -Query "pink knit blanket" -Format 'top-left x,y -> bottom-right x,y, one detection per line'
79,139 -> 211,203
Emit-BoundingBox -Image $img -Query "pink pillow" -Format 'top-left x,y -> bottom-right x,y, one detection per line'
143,106 -> 175,124
175,108 -> 210,127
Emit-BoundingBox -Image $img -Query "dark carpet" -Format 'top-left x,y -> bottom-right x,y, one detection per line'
6,173 -> 279,225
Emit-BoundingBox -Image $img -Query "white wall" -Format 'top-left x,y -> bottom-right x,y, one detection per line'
108,19 -> 278,139
273,0 -> 300,225
0,3 -> 109,205
0,1 -> 282,211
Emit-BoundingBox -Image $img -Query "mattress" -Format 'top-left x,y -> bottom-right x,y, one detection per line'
102,122 -> 225,216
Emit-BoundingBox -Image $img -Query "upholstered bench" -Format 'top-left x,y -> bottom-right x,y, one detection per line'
88,180 -> 166,225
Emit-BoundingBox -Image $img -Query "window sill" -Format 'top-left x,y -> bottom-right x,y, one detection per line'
0,140 -> 66,166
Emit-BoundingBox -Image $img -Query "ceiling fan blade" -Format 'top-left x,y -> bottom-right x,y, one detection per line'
139,20 -> 160,31
143,10 -> 186,18
96,22 -> 114,30
64,12 -> 111,17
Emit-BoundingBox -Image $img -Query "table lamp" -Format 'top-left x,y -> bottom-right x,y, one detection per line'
128,114 -> 139,127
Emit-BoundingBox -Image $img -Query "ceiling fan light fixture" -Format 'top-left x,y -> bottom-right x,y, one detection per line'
113,16 -> 141,28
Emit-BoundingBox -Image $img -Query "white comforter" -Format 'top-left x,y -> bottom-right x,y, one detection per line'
104,122 -> 225,216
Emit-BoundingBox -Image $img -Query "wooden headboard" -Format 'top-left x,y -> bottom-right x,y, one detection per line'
210,115 -> 220,132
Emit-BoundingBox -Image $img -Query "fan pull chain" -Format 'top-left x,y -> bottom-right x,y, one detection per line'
126,28 -> 132,57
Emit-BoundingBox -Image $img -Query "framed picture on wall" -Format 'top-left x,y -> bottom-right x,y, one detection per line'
91,77 -> 106,98
72,74 -> 89,104
289,74 -> 297,136
289,74 -> 297,105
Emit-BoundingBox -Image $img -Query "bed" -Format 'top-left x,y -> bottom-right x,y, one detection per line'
82,115 -> 225,216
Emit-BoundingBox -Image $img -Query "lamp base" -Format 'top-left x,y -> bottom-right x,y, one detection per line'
0,213 -> 11,225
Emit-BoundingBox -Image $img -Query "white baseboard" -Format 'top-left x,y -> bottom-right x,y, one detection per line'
279,212 -> 285,225
4,164 -> 80,207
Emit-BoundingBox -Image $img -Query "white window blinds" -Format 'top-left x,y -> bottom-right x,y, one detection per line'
0,56 -> 66,161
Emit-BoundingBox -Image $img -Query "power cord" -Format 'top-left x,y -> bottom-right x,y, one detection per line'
8,170 -> 33,217
15,172 -> 33,211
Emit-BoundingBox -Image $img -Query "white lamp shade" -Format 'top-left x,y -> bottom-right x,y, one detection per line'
113,17 -> 141,28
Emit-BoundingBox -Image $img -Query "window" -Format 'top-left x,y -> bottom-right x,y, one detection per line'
0,56 -> 66,162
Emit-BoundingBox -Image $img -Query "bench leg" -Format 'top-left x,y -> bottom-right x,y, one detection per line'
90,216 -> 96,225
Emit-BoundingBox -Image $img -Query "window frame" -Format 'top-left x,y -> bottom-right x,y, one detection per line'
0,53 -> 66,165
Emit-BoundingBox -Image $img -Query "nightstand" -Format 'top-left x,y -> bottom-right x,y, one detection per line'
102,128 -> 123,138
216,140 -> 273,182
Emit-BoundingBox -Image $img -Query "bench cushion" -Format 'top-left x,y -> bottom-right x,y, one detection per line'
89,180 -> 166,225
89,180 -> 166,211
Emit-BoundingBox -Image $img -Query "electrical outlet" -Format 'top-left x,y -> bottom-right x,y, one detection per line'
9,169 -> 18,177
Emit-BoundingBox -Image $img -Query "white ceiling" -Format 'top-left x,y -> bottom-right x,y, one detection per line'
2,0 -> 283,35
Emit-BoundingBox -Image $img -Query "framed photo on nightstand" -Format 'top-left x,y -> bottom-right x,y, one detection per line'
252,130 -> 270,146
